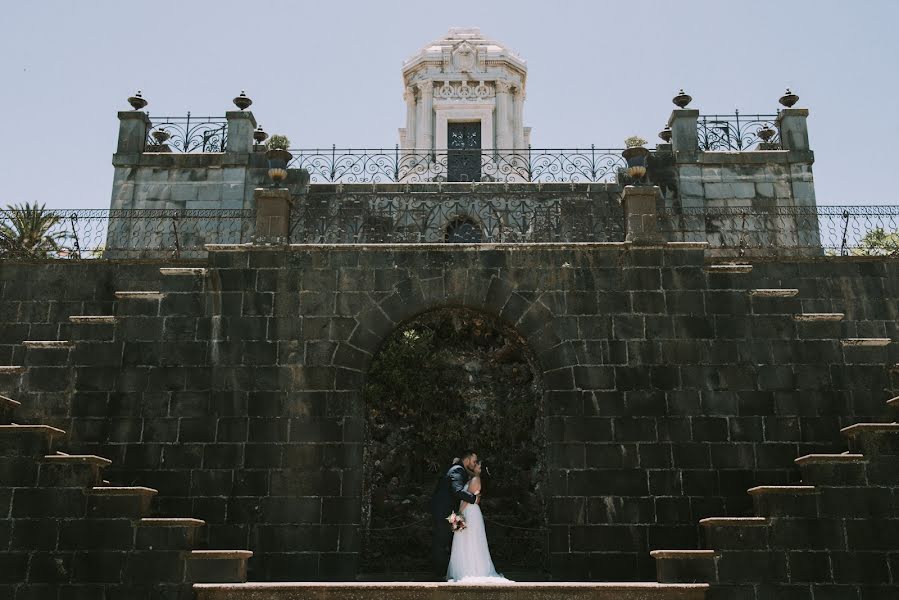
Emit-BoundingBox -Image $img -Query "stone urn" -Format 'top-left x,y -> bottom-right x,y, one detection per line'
622,145 -> 651,181
265,149 -> 292,183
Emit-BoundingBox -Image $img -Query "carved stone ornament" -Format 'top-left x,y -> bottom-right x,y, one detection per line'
452,41 -> 477,72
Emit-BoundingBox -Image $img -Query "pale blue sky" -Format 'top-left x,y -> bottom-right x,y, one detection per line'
2,0 -> 896,209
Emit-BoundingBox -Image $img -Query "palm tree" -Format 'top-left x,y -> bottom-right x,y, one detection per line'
0,202 -> 67,259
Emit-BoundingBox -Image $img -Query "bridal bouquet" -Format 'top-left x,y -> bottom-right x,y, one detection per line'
447,511 -> 467,532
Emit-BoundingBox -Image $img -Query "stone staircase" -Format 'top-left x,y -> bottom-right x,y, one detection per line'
651,398 -> 899,599
0,267 -> 251,598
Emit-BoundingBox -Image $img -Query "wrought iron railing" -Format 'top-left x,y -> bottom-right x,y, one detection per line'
658,205 -> 899,256
0,209 -> 253,259
2,206 -> 899,259
146,112 -> 228,152
289,195 -> 626,244
697,111 -> 780,151
288,146 -> 628,183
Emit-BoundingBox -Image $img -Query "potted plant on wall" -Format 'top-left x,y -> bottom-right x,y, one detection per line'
265,134 -> 292,184
622,136 -> 650,182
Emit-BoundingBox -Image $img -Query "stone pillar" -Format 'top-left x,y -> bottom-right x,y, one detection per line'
512,87 -> 525,150
495,81 -> 511,150
115,111 -> 150,156
226,111 -> 257,154
668,109 -> 699,162
777,108 -> 810,152
622,186 -> 662,244
253,187 -> 291,244
403,87 -> 417,149
416,82 -> 434,151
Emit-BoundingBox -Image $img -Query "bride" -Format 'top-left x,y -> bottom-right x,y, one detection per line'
446,461 -> 512,583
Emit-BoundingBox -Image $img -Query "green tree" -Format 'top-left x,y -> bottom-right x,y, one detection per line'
852,227 -> 899,256
0,202 -> 67,259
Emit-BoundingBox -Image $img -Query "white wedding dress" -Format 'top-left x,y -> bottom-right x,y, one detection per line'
446,483 -> 512,583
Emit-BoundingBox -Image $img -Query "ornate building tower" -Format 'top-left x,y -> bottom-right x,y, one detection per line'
399,27 -> 530,181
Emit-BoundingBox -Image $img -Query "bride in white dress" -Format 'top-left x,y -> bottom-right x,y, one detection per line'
446,462 -> 512,583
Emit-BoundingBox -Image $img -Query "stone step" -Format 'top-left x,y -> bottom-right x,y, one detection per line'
748,289 -> 798,297
193,582 -> 711,600
186,550 -> 253,584
38,453 -> 112,487
115,291 -> 164,300
160,267 -> 208,276
841,338 -> 891,347
794,453 -> 867,486
137,518 -> 205,550
0,395 -> 20,424
23,340 -> 74,366
841,422 -> 899,456
0,366 -> 26,391
86,486 -> 157,518
699,517 -> 768,550
0,424 -> 66,456
888,396 -> 899,409
650,550 -> 718,584
793,313 -> 844,322
704,264 -> 752,274
748,486 -> 818,518
69,315 -> 117,325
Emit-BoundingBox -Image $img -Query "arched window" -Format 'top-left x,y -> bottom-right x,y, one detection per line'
445,217 -> 483,243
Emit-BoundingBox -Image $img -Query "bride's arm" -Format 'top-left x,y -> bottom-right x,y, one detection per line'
459,477 -> 481,512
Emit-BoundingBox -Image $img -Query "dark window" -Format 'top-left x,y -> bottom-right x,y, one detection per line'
445,217 -> 482,243
447,122 -> 481,182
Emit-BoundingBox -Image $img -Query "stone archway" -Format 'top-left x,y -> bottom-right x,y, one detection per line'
359,307 -> 547,578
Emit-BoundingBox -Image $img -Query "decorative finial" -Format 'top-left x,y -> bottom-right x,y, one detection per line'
672,89 -> 692,109
778,88 -> 799,108
757,124 -> 776,142
253,126 -> 268,144
658,125 -> 672,143
233,90 -> 253,110
127,90 -> 148,111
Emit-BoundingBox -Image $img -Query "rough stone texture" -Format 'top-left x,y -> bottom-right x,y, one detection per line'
1,247 -> 897,588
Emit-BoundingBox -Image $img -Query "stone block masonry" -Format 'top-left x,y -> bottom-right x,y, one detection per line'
1,245 -> 897,585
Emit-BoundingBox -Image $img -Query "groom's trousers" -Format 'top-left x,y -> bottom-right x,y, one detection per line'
431,516 -> 452,579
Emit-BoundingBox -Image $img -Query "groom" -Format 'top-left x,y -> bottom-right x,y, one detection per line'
430,449 -> 480,580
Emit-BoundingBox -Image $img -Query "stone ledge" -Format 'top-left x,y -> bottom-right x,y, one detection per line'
699,517 -> 767,526
0,395 -> 22,409
794,313 -> 844,322
0,366 -> 26,374
747,485 -> 817,495
160,267 -> 208,276
666,242 -> 709,249
115,291 -> 164,300
70,315 -> 117,324
42,454 -> 112,467
193,582 -> 711,600
23,340 -> 73,349
650,550 -> 718,559
749,289 -> 798,297
887,396 -> 899,408
189,550 -> 254,559
841,338 -> 891,347
87,486 -> 158,496
704,264 -> 752,273
794,453 -> 865,465
140,518 -> 206,527
205,242 -> 637,252
0,424 -> 66,436
840,423 -> 899,437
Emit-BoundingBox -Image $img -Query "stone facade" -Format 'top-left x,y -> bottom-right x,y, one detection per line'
2,245 -> 898,593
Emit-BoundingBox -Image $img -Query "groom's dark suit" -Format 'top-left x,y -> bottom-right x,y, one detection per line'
430,463 -> 478,578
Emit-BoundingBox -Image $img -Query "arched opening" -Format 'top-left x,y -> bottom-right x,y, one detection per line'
445,217 -> 483,243
360,307 -> 546,578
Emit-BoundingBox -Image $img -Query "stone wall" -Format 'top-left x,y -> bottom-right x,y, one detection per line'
1,245 -> 897,582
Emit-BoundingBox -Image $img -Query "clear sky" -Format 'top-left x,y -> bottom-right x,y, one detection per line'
2,0 -> 896,209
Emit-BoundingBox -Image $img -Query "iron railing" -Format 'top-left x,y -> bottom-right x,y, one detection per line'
2,206 -> 899,259
289,195 -> 626,244
697,111 -> 780,151
288,146 -> 628,183
659,205 -> 899,256
0,209 -> 253,259
146,112 -> 228,152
